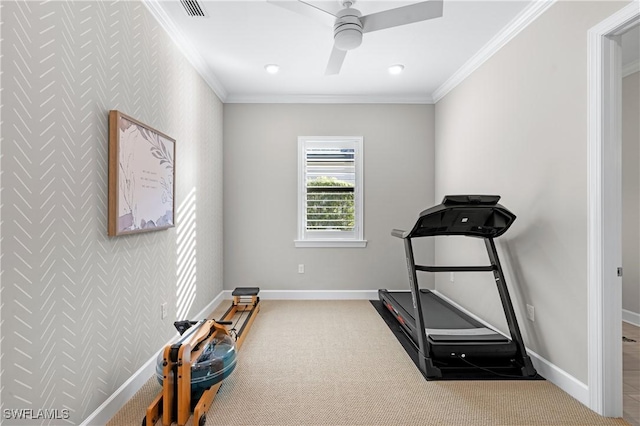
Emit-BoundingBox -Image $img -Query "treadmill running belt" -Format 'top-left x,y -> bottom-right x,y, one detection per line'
385,290 -> 509,342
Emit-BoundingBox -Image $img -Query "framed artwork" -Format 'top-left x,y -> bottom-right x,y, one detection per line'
108,110 -> 176,236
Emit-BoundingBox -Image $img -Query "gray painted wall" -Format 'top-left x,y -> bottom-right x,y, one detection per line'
223,104 -> 435,292
0,1 -> 223,423
622,71 -> 640,315
434,1 -> 629,384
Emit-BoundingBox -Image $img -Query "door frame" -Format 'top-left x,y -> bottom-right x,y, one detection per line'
587,0 -> 639,416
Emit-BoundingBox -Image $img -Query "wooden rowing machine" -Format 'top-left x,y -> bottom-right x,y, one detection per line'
143,287 -> 260,426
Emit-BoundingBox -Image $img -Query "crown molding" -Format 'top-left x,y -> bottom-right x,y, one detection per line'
224,93 -> 434,104
431,0 -> 556,103
143,0 -> 559,106
142,0 -> 228,102
623,59 -> 640,78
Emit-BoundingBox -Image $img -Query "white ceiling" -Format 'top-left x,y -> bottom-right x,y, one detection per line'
150,0 -> 540,102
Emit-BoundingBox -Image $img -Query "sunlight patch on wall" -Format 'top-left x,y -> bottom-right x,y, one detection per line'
176,187 -> 197,320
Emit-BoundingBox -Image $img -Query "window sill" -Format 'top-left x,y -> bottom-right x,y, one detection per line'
294,239 -> 368,248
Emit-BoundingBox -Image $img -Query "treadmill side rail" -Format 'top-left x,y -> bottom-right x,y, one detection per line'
403,237 -> 442,378
391,229 -> 408,239
485,238 -> 537,377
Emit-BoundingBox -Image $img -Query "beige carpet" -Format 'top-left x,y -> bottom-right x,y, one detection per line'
108,300 -> 628,426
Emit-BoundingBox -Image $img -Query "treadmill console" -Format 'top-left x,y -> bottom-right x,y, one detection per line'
409,195 -> 516,239
441,195 -> 500,205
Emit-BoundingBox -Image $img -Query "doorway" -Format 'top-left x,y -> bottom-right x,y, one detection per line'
587,1 -> 640,418
620,24 -> 640,426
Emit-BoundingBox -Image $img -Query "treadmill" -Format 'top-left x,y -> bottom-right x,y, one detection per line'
379,195 -> 537,379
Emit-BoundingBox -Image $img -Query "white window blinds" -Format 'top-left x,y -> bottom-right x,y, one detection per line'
296,137 -> 366,248
305,146 -> 355,231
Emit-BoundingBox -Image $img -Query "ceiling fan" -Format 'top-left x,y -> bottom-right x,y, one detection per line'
267,0 -> 444,75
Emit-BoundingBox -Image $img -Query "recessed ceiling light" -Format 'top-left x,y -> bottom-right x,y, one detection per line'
264,64 -> 280,74
388,64 -> 404,75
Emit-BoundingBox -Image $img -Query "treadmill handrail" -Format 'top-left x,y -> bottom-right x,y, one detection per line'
415,265 -> 496,273
391,229 -> 408,239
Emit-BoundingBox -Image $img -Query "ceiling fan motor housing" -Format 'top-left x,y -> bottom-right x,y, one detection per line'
334,7 -> 363,51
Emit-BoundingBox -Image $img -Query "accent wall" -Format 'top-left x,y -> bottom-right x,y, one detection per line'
0,1 -> 224,423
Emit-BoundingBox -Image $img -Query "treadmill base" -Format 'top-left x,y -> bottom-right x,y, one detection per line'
371,300 -> 545,381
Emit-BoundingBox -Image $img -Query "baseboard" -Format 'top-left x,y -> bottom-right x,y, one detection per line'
526,348 -> 589,405
80,290 -> 229,426
431,290 -> 589,406
247,289 -> 379,300
217,289 -> 378,300
623,309 -> 640,327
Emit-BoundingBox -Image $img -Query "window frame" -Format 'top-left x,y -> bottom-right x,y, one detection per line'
295,136 -> 366,248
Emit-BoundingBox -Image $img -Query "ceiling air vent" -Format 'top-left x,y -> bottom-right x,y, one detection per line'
180,0 -> 208,17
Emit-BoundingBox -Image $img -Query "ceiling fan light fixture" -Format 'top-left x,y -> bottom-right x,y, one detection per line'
334,28 -> 363,51
388,64 -> 405,75
333,7 -> 363,51
264,64 -> 280,74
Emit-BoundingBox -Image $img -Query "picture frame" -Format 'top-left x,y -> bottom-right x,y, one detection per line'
108,110 -> 176,236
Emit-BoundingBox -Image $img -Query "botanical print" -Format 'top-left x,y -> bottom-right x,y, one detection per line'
117,116 -> 174,233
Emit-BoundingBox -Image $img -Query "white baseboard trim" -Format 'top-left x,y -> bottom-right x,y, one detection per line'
526,348 -> 589,406
250,289 -> 378,300
80,290 -> 229,426
218,289 -> 378,300
431,290 -> 589,406
623,309 -> 640,327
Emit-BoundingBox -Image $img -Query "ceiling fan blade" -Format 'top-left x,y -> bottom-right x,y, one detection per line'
300,0 -> 343,16
267,0 -> 336,27
361,0 -> 443,34
325,46 -> 347,75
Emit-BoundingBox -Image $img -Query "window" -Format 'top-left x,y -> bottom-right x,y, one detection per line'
295,136 -> 366,248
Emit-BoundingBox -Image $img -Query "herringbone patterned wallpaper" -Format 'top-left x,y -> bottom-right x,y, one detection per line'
0,1 -> 224,423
